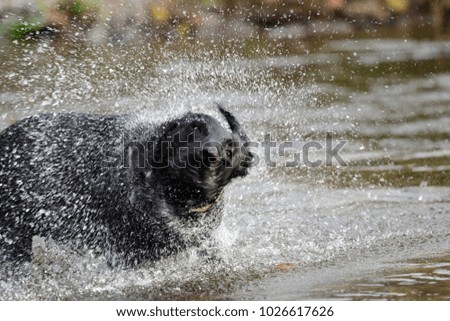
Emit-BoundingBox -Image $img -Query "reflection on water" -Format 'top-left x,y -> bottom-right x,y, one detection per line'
332,255 -> 450,300
0,35 -> 449,300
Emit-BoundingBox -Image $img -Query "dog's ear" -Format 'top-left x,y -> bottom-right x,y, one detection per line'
159,119 -> 180,140
216,104 -> 250,143
216,104 -> 254,171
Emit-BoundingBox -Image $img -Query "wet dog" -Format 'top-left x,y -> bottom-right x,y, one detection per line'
0,106 -> 253,267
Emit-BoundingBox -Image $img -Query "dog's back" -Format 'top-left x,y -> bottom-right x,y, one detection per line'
0,113 -> 125,263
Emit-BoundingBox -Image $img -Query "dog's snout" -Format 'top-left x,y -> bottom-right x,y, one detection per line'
241,150 -> 255,168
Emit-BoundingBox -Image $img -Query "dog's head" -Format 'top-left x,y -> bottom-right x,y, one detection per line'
153,106 -> 254,211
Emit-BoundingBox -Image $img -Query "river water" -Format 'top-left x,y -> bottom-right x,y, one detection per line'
0,35 -> 449,300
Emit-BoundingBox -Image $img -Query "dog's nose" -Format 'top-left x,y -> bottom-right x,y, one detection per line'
241,150 -> 255,168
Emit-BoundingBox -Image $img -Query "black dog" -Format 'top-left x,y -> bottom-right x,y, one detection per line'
0,106 -> 253,267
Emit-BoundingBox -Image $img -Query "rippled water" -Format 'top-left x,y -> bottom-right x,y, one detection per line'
0,36 -> 449,300
330,255 -> 450,300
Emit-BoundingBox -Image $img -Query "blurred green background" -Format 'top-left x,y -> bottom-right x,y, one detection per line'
0,0 -> 449,42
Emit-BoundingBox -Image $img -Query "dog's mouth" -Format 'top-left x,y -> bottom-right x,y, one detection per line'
188,189 -> 224,214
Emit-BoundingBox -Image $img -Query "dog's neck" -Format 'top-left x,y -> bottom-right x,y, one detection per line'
156,179 -> 224,217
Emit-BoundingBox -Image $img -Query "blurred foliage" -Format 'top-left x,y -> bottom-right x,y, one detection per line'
56,0 -> 98,18
55,0 -> 99,28
0,0 -> 448,42
7,18 -> 45,41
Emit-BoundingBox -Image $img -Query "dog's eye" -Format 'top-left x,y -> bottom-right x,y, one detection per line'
226,150 -> 232,159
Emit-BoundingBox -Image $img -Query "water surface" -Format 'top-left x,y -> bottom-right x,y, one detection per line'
0,36 -> 449,300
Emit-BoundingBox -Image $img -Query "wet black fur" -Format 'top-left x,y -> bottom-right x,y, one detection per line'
0,107 -> 252,267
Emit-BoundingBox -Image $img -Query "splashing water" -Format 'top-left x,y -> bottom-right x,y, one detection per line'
1,35 -> 450,300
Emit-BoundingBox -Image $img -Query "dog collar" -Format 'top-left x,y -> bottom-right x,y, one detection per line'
188,189 -> 224,214
189,203 -> 213,213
